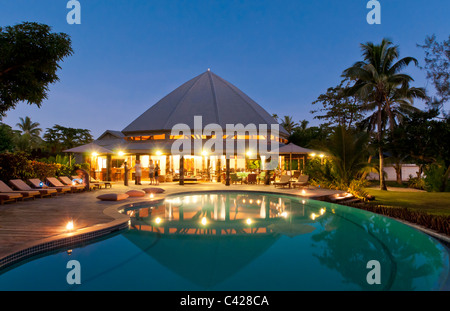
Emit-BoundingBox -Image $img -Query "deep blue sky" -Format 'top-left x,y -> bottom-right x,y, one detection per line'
1,0 -> 449,138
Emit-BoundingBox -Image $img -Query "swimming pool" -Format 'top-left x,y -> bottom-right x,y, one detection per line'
0,191 -> 448,291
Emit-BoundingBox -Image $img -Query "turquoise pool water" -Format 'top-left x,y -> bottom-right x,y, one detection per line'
0,191 -> 448,291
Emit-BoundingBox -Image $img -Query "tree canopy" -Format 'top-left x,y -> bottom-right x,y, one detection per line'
0,22 -> 73,118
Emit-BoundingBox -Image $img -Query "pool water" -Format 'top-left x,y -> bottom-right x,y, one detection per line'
0,191 -> 448,291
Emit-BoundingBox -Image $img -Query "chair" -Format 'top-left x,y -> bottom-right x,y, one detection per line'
291,171 -> 301,181
0,180 -> 40,200
247,173 -> 257,184
72,176 -> 111,189
292,175 -> 309,189
230,173 -> 242,184
0,192 -> 23,204
273,175 -> 291,188
28,178 -> 71,194
47,177 -> 84,193
59,176 -> 90,191
9,179 -> 58,198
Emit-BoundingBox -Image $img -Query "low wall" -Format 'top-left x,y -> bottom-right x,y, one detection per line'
367,164 -> 420,181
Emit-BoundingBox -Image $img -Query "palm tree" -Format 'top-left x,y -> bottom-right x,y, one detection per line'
280,116 -> 298,136
342,39 -> 427,190
16,116 -> 42,137
15,116 -> 42,151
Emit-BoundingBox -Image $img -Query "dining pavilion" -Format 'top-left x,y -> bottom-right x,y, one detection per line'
64,70 -> 318,185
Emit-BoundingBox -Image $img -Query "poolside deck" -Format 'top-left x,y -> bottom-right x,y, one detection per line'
0,182 -> 343,262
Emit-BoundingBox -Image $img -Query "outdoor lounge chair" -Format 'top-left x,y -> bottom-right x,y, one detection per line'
0,180 -> 41,200
65,175 -> 99,190
0,192 -> 23,204
59,176 -> 92,191
9,179 -> 58,198
273,175 -> 291,188
47,177 -> 85,192
73,176 -> 113,189
292,175 -> 309,189
28,178 -> 71,194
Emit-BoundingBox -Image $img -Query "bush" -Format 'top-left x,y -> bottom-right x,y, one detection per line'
0,152 -> 34,181
407,175 -> 426,190
424,161 -> 450,192
0,152 -> 88,182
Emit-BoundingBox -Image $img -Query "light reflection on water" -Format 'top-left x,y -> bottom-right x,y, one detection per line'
0,191 -> 448,291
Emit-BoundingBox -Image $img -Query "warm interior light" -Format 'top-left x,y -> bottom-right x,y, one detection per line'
201,217 -> 207,225
281,211 -> 288,218
246,218 -> 252,225
301,189 -> 306,195
319,154 -> 324,158
150,193 -> 154,198
66,220 -> 74,231
118,151 -> 124,156
92,152 -> 98,157
201,150 -> 207,156
246,151 -> 252,157
310,153 -> 316,157
156,150 -> 162,156
155,217 -> 162,224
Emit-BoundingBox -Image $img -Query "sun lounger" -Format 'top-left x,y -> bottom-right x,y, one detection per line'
58,176 -> 91,191
0,192 -> 23,204
273,175 -> 291,188
47,177 -> 85,192
0,180 -> 40,200
9,179 -> 57,197
90,178 -> 113,189
71,176 -> 112,189
28,178 -> 71,194
291,175 -> 309,189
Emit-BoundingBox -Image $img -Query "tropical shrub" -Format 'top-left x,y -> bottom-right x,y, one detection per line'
424,161 -> 450,192
0,152 -> 34,181
407,175 -> 426,190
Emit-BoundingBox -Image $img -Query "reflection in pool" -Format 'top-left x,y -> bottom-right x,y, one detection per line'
0,191 -> 448,291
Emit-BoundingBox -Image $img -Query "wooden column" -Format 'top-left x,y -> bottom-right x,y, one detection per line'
225,158 -> 230,186
106,154 -> 112,181
179,156 -> 184,185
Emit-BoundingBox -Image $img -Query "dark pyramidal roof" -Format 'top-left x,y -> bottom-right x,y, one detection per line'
122,70 -> 288,135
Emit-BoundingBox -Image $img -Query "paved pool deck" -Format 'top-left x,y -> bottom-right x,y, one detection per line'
0,182 -> 342,263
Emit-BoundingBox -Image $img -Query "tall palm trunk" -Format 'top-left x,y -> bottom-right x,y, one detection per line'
377,103 -> 387,190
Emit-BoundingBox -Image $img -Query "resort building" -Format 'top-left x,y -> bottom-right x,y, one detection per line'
65,70 -> 308,183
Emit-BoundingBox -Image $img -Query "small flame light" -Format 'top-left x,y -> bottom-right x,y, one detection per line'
150,193 -> 154,198
201,217 -> 207,225
66,220 -> 74,231
301,189 -> 306,195
155,217 -> 162,224
246,218 -> 252,225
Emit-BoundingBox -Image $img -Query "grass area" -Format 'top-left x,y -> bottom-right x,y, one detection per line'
365,188 -> 450,216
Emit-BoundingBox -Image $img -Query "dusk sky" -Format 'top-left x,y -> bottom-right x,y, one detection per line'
1,0 -> 449,138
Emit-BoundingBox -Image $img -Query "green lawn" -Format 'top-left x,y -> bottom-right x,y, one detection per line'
365,188 -> 450,216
